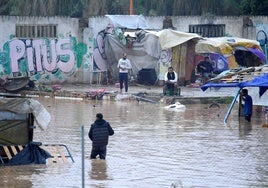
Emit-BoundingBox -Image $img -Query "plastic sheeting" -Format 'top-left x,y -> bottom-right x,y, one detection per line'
240,73 -> 268,97
7,142 -> 52,165
106,15 -> 148,29
104,33 -> 161,80
0,98 -> 50,130
195,37 -> 233,55
147,29 -> 201,50
201,73 -> 268,106
196,37 -> 264,59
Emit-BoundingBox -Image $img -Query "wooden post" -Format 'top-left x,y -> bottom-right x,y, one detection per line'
130,0 -> 133,15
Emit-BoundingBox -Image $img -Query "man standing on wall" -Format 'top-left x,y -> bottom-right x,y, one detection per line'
117,52 -> 132,94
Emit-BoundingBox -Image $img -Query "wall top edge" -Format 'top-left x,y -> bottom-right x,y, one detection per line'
0,15 -> 77,19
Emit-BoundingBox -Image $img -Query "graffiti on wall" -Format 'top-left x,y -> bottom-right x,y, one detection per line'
93,24 -> 114,71
84,37 -> 94,71
256,22 -> 268,63
159,49 -> 172,80
0,36 -> 87,82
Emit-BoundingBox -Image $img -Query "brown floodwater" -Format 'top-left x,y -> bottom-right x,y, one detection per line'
1,97 -> 268,188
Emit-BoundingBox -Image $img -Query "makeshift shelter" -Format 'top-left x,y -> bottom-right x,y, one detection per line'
93,15 -> 202,85
146,29 -> 201,85
240,73 -> 268,97
146,29 -> 200,50
104,28 -> 161,83
0,98 -> 74,165
0,98 -> 51,164
201,67 -> 268,123
195,37 -> 266,71
101,28 -> 201,85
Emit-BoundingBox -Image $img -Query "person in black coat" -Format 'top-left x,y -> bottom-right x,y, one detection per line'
88,113 -> 114,159
197,56 -> 214,82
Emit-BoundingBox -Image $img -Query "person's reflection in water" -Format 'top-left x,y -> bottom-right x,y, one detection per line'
90,159 -> 108,180
239,120 -> 252,137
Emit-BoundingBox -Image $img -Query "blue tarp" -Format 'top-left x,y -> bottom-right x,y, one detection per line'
201,73 -> 268,97
201,82 -> 240,91
240,73 -> 268,97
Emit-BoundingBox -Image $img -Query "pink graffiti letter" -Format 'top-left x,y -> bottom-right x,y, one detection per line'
43,39 -> 57,72
32,39 -> 44,72
26,39 -> 34,72
9,39 -> 25,73
56,39 -> 75,73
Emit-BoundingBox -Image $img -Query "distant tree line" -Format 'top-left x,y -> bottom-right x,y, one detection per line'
0,0 -> 267,17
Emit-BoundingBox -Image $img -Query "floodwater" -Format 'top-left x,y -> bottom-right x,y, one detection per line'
1,97 -> 268,188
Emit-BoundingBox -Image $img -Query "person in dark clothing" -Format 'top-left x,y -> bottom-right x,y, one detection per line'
88,113 -> 114,159
240,89 -> 253,122
197,57 -> 214,82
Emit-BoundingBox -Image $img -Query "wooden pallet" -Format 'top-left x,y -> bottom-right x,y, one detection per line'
0,144 -> 74,164
1,145 -> 24,162
40,144 -> 74,164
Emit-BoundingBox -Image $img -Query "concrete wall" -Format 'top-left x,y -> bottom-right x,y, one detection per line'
87,16 -> 259,39
0,15 -> 267,84
0,16 -> 88,84
0,16 -> 80,50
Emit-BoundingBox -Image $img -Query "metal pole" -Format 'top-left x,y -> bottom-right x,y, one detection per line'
224,88 -> 241,124
81,126 -> 85,188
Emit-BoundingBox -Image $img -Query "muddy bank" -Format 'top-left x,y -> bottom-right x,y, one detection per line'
0,83 -> 236,104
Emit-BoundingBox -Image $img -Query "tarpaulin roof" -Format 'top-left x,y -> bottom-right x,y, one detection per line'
243,47 -> 266,63
147,29 -> 201,50
106,15 -> 148,29
195,37 -> 233,55
195,37 -> 264,61
240,73 -> 268,97
201,73 -> 268,98
201,82 -> 240,91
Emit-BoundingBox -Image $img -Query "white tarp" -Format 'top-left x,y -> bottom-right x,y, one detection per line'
0,98 -> 50,130
147,29 -> 201,50
106,15 -> 148,29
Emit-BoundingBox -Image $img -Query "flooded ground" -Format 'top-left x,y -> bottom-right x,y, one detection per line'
1,97 -> 268,188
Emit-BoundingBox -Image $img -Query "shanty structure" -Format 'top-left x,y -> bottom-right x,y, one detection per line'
0,98 -> 74,165
201,65 -> 268,123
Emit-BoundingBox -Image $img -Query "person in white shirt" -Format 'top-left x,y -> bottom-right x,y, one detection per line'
117,52 -> 132,93
163,66 -> 178,96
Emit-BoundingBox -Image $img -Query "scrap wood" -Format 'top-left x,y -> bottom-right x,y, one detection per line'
210,67 -> 255,82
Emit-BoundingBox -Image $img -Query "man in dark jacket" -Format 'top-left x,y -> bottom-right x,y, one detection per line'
88,113 -> 114,159
197,56 -> 214,82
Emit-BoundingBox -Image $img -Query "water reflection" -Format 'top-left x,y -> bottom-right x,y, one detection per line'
1,98 -> 268,188
89,159 -> 108,180
239,119 -> 252,137
0,165 -> 37,188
